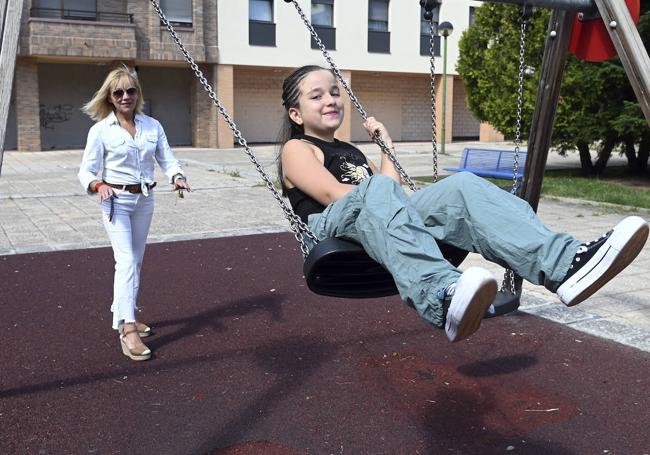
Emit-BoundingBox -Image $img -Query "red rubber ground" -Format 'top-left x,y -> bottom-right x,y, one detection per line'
1,233 -> 648,454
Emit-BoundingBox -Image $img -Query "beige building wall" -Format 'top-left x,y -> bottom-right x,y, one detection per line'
349,73 -> 404,143
452,78 -> 480,140
233,68 -> 287,144
217,0 -> 477,75
216,0 -> 485,145
480,123 -> 505,142
8,0 -> 489,151
15,59 -> 40,152
215,64 -> 234,148
402,75 -> 435,142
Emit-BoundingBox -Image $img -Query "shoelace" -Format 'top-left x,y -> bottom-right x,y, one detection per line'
436,282 -> 457,303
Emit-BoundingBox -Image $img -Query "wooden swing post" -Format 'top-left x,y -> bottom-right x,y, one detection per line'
478,0 -> 650,210
520,8 -> 575,212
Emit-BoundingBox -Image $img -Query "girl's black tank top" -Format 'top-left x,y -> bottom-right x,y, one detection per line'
285,134 -> 373,223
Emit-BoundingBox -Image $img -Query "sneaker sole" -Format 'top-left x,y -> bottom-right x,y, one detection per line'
558,216 -> 649,307
445,268 -> 498,343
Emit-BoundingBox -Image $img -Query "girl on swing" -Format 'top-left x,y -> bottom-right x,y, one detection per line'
278,65 -> 649,343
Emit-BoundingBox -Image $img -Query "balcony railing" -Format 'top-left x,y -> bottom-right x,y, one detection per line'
30,8 -> 133,24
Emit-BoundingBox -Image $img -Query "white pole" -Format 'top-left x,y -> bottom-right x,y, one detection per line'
0,0 -> 24,175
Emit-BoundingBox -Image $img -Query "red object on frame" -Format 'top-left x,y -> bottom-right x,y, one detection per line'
568,0 -> 640,62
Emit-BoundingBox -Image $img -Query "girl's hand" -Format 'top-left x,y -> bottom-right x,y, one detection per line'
363,117 -> 393,146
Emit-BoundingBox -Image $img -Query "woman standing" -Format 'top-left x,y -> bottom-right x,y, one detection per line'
79,65 -> 191,361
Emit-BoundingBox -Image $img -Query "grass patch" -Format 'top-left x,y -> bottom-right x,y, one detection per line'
415,167 -> 650,209
542,173 -> 650,209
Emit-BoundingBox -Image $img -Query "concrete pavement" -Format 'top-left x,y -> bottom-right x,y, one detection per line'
1,141 -> 649,352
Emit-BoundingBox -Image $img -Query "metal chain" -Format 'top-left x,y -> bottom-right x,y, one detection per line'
286,0 -> 419,192
429,18 -> 439,183
150,0 -> 318,257
502,8 -> 529,294
510,13 -> 528,196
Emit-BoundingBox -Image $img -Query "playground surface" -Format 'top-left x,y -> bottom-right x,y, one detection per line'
1,233 -> 649,454
1,142 -> 649,454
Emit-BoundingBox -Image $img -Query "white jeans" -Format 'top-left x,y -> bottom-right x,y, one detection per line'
101,190 -> 154,330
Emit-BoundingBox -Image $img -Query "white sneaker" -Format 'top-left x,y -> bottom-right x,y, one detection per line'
557,216 -> 649,307
444,267 -> 498,343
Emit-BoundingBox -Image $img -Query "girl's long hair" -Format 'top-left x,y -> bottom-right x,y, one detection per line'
82,64 -> 144,122
276,65 -> 332,195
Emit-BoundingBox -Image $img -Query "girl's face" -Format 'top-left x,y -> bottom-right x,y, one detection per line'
289,69 -> 344,138
108,76 -> 138,119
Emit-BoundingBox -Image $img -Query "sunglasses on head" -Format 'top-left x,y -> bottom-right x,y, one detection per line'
112,87 -> 137,98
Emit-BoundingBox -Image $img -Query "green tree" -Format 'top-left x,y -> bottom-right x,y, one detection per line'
457,3 -> 650,175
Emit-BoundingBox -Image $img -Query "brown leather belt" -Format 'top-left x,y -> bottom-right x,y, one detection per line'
103,182 -> 156,193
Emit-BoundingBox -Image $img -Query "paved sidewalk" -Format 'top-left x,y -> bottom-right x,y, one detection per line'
1,141 -> 648,351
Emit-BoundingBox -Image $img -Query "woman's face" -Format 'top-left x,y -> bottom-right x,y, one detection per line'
290,69 -> 344,137
108,76 -> 138,119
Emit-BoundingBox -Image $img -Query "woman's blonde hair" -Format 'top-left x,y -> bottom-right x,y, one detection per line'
82,64 -> 144,122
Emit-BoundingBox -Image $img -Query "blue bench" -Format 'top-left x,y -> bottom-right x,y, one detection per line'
445,148 -> 527,181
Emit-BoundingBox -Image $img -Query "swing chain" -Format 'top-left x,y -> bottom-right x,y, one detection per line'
429,17 -> 439,183
502,7 -> 530,295
510,10 -> 529,197
150,0 -> 318,258
286,0 -> 419,192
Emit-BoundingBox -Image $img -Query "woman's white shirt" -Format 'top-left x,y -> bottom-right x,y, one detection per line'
78,111 -> 184,195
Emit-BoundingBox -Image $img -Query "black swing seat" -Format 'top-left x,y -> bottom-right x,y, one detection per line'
485,288 -> 522,318
303,237 -> 522,317
303,237 -> 469,299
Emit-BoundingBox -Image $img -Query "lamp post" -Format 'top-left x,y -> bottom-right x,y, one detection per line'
438,21 -> 453,155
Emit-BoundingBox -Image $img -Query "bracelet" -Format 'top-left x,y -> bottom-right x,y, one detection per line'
93,182 -> 105,193
175,175 -> 186,182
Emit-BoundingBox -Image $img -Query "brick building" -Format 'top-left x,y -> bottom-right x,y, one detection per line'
5,0 -> 499,151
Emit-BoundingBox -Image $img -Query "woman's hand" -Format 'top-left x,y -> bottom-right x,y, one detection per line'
363,117 -> 393,147
173,176 -> 192,192
91,181 -> 115,202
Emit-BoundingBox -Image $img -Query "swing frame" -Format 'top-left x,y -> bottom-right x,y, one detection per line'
144,0 -> 650,308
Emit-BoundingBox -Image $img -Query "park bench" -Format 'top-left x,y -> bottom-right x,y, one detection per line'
444,148 -> 527,181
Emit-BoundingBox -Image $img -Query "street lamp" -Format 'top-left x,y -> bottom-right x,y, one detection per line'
438,20 -> 453,155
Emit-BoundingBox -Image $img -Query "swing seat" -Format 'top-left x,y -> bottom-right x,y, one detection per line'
485,288 -> 522,318
303,237 -> 469,299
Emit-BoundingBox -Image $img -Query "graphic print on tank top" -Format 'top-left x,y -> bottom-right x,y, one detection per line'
339,157 -> 371,184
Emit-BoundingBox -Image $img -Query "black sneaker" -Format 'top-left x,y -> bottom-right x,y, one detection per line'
444,267 -> 497,342
557,216 -> 649,307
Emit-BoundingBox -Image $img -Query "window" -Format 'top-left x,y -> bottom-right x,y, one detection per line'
420,6 -> 440,57
160,0 -> 192,26
312,0 -> 333,26
368,0 -> 389,53
250,0 -> 273,22
368,0 -> 388,32
33,0 -> 97,20
311,0 -> 335,50
469,7 -> 477,26
249,0 -> 276,46
35,0 -> 60,8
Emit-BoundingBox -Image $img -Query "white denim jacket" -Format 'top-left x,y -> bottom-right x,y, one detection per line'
78,111 -> 184,196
